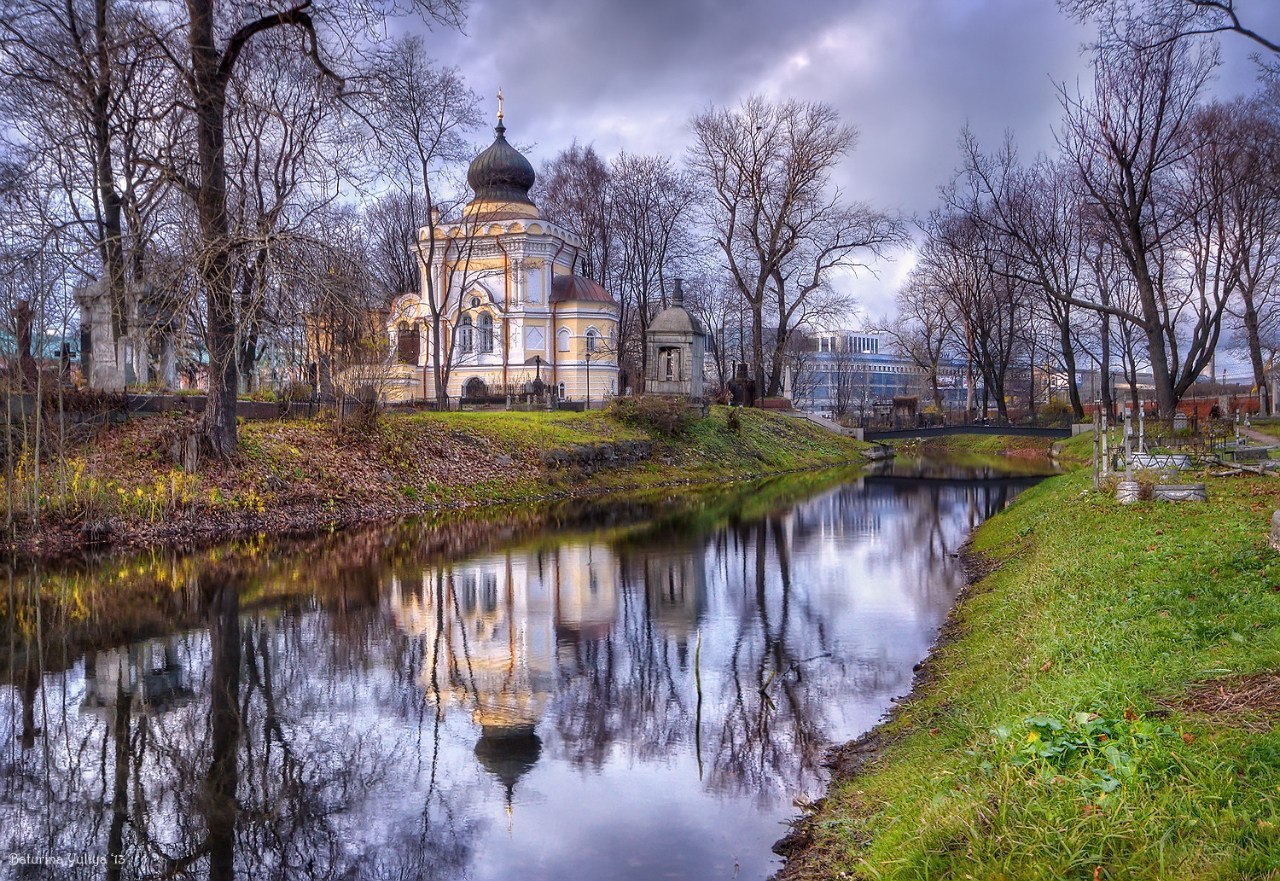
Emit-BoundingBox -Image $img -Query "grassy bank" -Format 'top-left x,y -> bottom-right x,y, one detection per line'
4,405 -> 869,561
784,443 -> 1280,879
893,432 -> 1063,459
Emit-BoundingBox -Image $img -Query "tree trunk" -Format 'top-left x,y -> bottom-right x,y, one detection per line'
189,0 -> 239,456
92,0 -> 128,382
1058,320 -> 1084,419
1240,289 -> 1271,416
1100,313 -> 1113,421
205,577 -> 241,881
750,302 -> 764,406
1132,261 -> 1177,417
766,325 -> 788,398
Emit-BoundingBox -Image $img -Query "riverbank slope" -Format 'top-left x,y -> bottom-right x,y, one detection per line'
781,438 -> 1280,879
7,405 -> 870,562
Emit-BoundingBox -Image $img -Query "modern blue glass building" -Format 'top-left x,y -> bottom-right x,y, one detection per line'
796,330 -> 972,417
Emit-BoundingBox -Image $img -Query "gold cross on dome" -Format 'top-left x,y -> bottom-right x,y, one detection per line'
497,88 -> 504,122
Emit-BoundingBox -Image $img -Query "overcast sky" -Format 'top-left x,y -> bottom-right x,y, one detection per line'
422,0 -> 1280,325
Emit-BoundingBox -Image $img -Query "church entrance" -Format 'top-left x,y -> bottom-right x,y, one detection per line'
462,377 -> 489,400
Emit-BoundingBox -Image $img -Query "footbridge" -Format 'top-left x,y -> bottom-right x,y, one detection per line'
863,424 -> 1072,442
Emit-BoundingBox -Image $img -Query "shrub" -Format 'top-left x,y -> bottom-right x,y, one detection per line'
283,380 -> 313,403
1038,398 -> 1074,426
608,395 -> 695,437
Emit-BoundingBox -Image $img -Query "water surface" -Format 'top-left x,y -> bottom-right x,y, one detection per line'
0,462 -> 1042,880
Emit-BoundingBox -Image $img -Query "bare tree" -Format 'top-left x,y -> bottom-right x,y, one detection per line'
689,96 -> 905,401
366,34 -> 481,404
610,152 -> 698,388
1214,96 -> 1280,414
1065,0 -> 1280,55
873,270 -> 957,412
682,271 -> 737,393
917,209 -> 1030,421
1057,18 -> 1222,416
224,38 -> 350,391
536,143 -> 616,286
956,137 -> 1090,418
0,0 -> 175,387
145,0 -> 464,456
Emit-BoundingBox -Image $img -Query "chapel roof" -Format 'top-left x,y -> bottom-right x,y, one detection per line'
649,278 -> 705,335
549,274 -> 616,306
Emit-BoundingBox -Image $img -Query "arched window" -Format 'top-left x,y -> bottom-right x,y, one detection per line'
458,315 -> 473,354
478,313 -> 494,354
585,327 -> 598,354
558,381 -> 566,399
396,321 -> 419,365
557,328 -> 571,353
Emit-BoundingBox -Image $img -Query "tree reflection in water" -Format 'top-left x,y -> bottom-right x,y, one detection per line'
0,470 -> 1034,880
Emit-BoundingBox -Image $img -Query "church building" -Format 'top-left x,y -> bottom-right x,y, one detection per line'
384,99 -> 619,404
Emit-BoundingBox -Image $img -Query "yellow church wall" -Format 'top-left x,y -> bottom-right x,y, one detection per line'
391,185 -> 619,405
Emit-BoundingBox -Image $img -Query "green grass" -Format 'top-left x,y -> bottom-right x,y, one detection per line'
1251,418 -> 1280,443
893,432 -> 1063,458
389,408 -> 650,449
792,465 -> 1280,880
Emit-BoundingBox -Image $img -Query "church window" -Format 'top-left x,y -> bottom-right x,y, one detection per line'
396,321 -> 419,365
458,316 -> 473,354
585,327 -> 599,354
557,381 -> 566,399
557,328 -> 571,352
526,327 -> 545,350
478,313 -> 494,354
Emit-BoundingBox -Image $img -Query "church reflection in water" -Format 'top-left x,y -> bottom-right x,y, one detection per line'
0,472 -> 1027,881
389,538 -> 711,806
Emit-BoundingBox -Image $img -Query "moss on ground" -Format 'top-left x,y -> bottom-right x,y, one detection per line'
785,456 -> 1280,880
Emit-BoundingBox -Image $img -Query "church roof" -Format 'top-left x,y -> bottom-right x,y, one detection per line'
550,274 -> 616,305
466,121 -> 537,215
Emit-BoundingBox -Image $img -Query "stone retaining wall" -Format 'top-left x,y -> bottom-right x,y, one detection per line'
538,440 -> 654,471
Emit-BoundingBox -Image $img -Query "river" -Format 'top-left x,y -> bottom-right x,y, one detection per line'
0,459 -> 1049,880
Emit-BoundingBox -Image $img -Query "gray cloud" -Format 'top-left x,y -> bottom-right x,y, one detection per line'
420,0 -> 1280,321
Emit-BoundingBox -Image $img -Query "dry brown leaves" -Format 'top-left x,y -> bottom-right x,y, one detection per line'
1163,671 -> 1280,731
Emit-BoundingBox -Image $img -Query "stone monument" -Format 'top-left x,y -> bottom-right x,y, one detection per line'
644,278 -> 706,398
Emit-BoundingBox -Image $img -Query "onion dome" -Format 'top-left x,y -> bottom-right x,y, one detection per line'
549,274 -> 616,305
466,120 -> 537,214
475,724 -> 541,806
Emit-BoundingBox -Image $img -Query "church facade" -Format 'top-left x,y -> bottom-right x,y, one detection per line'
384,105 -> 619,404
